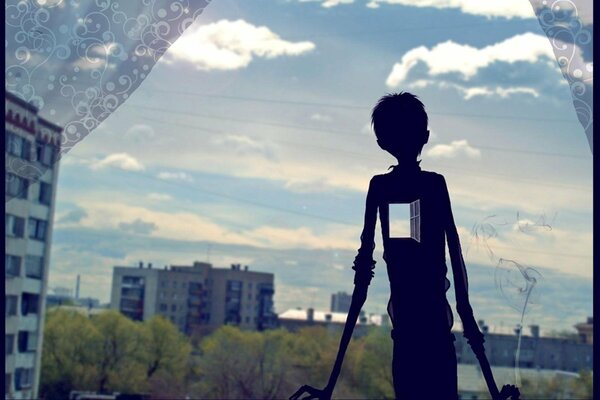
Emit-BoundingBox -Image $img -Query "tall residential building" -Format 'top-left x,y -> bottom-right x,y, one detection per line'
5,91 -> 62,400
110,262 -> 276,335
330,291 -> 352,313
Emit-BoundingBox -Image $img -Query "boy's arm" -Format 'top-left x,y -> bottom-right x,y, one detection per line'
441,176 -> 484,346
326,177 -> 378,390
353,176 -> 378,286
290,179 -> 377,400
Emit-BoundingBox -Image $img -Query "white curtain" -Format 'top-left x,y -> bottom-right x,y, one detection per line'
5,0 -> 212,201
528,0 -> 594,152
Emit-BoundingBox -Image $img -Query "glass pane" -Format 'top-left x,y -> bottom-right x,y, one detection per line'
388,203 -> 410,238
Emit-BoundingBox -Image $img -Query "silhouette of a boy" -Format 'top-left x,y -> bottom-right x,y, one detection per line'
291,92 -> 485,400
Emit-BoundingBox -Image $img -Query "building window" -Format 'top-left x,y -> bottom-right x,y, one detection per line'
5,173 -> 28,199
409,199 -> 421,242
227,280 -> 242,291
5,214 -> 25,237
18,331 -> 37,353
5,374 -> 10,395
5,334 -> 14,355
35,142 -> 55,166
245,317 -> 250,323
122,276 -> 144,286
6,132 -> 31,160
159,304 -> 167,312
28,218 -> 47,241
5,255 -> 21,278
38,182 -> 52,205
171,304 -> 177,312
21,293 -> 39,316
6,296 -> 18,317
14,368 -> 33,390
25,256 -> 43,279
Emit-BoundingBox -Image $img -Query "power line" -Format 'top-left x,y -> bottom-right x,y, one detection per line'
125,103 -> 591,162
65,153 -> 357,226
61,153 -> 592,261
134,89 -> 579,123
135,114 -> 591,192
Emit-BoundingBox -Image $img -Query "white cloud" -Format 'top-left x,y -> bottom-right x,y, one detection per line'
366,0 -> 535,19
157,171 -> 194,182
426,140 -> 481,159
125,124 -> 155,143
299,0 -> 354,7
162,19 -> 315,70
212,134 -> 277,160
310,113 -> 333,122
147,193 -> 173,201
409,80 -> 541,99
386,33 -> 554,87
70,201 -> 359,251
461,85 -> 540,99
89,153 -> 145,171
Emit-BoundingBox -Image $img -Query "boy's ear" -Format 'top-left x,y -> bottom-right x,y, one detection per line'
423,130 -> 430,145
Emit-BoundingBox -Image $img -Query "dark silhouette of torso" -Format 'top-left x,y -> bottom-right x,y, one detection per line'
354,163 -> 464,398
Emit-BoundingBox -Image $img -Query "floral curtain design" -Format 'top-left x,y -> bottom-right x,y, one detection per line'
5,0 -> 212,202
528,0 -> 594,152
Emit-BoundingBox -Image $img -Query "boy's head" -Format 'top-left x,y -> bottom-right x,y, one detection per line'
371,92 -> 429,161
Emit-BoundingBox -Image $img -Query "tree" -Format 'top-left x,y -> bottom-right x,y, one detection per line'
40,309 -> 102,400
354,327 -> 394,399
89,310 -> 147,393
191,326 -> 297,399
139,315 -> 192,397
41,309 -> 193,398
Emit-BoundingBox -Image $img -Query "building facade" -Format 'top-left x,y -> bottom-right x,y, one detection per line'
453,320 -> 593,373
330,291 -> 352,313
5,91 -> 62,399
110,262 -> 276,335
278,307 -> 390,338
574,316 -> 593,345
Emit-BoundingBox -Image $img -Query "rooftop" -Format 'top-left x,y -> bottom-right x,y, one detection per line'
278,308 -> 387,326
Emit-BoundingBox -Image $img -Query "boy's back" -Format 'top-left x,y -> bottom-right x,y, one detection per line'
360,165 -> 454,333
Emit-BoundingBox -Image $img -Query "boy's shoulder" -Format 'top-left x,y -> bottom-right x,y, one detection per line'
370,169 -> 445,182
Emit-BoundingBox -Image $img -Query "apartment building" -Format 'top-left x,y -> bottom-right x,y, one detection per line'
110,262 -> 276,335
330,291 -> 352,313
5,91 -> 62,399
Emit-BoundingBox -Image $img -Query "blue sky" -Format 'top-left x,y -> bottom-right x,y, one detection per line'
44,0 -> 592,332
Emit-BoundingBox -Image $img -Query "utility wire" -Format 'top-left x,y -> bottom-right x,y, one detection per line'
135,113 -> 591,192
61,153 -> 592,260
125,103 -> 591,162
133,90 -> 578,124
65,153 -> 357,226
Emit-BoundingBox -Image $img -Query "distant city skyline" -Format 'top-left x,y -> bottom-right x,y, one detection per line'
45,0 -> 591,333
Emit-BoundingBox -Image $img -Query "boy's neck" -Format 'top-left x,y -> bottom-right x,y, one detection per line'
394,158 -> 421,167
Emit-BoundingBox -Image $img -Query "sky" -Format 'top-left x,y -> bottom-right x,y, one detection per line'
29,0 -> 592,332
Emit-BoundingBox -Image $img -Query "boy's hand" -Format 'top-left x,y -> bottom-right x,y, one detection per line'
289,385 -> 333,400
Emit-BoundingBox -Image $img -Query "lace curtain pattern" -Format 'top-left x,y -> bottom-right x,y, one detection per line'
5,0 -> 212,201
528,0 -> 594,152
